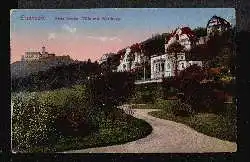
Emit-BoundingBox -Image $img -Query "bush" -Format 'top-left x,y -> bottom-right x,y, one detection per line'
154,99 -> 194,116
129,82 -> 177,104
12,92 -> 52,151
178,65 -> 206,82
12,85 -> 95,152
171,100 -> 194,116
155,99 -> 175,113
184,85 -> 226,113
87,72 -> 135,110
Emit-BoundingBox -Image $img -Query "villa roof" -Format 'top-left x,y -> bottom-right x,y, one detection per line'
206,15 -> 231,28
167,27 -> 197,42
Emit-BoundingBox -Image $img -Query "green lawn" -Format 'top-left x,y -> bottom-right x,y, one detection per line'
133,99 -> 236,142
149,109 -> 236,142
31,113 -> 153,152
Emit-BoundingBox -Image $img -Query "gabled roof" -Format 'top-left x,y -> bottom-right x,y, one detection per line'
167,27 -> 197,43
206,15 -> 231,28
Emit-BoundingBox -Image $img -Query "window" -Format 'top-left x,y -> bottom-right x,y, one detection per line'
176,35 -> 179,40
123,64 -> 126,70
161,62 -> 165,72
181,63 -> 185,68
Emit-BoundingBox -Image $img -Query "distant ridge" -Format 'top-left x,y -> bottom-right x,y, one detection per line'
11,57 -> 76,79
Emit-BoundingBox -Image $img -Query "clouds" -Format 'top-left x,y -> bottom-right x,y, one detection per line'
87,36 -> 122,42
62,24 -> 77,33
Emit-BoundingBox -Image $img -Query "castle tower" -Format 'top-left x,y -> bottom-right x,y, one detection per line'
42,46 -> 46,54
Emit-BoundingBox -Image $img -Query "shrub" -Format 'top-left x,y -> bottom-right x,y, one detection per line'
178,64 -> 206,82
11,85 -> 95,152
155,99 -> 175,113
154,99 -> 194,116
12,92 -> 52,151
87,72 -> 135,110
171,100 -> 194,116
184,85 -> 226,113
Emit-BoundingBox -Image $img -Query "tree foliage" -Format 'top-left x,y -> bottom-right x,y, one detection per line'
141,33 -> 169,57
11,61 -> 101,92
166,41 -> 185,76
193,27 -> 207,38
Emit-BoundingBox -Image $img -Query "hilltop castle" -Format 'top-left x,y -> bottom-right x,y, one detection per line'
21,46 -> 71,62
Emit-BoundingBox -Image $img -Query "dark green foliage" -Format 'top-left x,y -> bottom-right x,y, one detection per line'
87,72 -> 135,111
166,42 -> 185,76
12,83 -> 152,153
193,27 -> 207,38
11,57 -> 75,79
171,100 -> 194,116
129,82 -> 178,104
154,99 -> 193,116
163,64 -> 233,114
11,61 -> 100,92
99,53 -> 120,72
177,65 -> 206,82
149,103 -> 236,142
12,85 -> 92,151
141,33 -> 168,57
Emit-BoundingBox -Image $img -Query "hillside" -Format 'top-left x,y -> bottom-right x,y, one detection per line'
11,61 -> 100,92
11,57 -> 76,79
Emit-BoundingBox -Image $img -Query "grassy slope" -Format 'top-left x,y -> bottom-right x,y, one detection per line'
45,115 -> 152,152
149,109 -> 236,142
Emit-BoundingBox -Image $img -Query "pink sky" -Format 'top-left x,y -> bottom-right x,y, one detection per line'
10,30 -> 153,63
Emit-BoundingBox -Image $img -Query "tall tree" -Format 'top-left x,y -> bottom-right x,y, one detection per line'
193,27 -> 207,38
166,42 -> 185,76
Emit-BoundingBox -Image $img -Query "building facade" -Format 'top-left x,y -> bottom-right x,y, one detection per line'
150,53 -> 202,79
22,46 -> 56,61
206,15 -> 231,36
151,26 -> 202,79
115,15 -> 231,80
117,47 -> 144,72
165,27 -> 196,52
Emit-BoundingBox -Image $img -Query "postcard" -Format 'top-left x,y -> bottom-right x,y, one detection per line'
10,8 -> 236,153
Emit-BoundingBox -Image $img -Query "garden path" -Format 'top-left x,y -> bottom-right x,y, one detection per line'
62,108 -> 237,153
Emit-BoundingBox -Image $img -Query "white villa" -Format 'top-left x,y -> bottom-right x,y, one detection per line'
150,15 -> 231,80
150,26 -> 202,79
150,53 -> 202,79
117,47 -> 144,72
113,15 -> 231,81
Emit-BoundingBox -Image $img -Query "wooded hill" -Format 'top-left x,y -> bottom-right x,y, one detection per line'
11,57 -> 76,79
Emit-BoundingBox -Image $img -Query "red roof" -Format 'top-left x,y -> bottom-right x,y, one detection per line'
167,27 -> 196,42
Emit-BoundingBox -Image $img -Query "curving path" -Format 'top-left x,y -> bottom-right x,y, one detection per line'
62,108 -> 237,153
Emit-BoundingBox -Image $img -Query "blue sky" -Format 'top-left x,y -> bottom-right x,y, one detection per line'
10,8 -> 235,34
